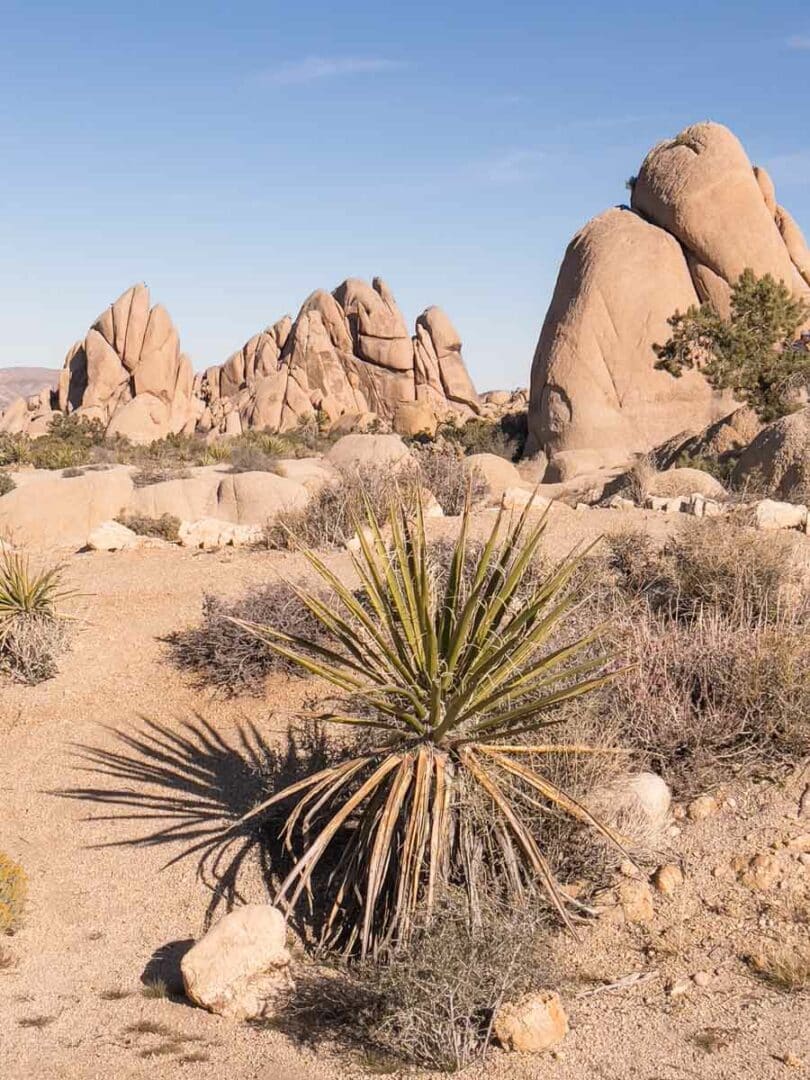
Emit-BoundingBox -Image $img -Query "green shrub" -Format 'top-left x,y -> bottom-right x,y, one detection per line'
0,548 -> 75,683
655,269 -> 810,422
436,412 -> 528,461
0,852 -> 27,934
116,513 -> 181,542
0,472 -> 15,497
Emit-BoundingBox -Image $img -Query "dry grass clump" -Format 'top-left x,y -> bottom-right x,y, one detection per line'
0,472 -> 15,497
411,444 -> 487,515
228,444 -> 282,474
264,463 -> 415,549
131,465 -> 192,487
598,519 -> 810,791
0,852 -> 28,934
607,520 -> 801,622
165,582 -> 325,695
116,513 -> 181,543
607,608 -> 810,792
748,943 -> 810,992
0,549 -> 75,683
282,894 -> 547,1072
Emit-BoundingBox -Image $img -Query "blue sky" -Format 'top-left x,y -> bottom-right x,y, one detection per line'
1,1 -> 809,390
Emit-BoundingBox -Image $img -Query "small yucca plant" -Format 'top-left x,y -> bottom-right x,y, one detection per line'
235,493 -> 627,956
0,548 -> 75,681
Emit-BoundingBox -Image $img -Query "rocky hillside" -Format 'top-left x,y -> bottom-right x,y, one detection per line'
0,279 -> 482,444
0,368 -> 57,413
527,122 -> 810,473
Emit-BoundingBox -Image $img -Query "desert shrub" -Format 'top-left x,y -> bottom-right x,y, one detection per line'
131,465 -> 192,487
0,853 -> 27,934
411,444 -> 486,515
606,607 -> 810,792
437,413 -> 527,461
165,582 -> 325,695
264,463 -> 418,550
116,513 -> 181,542
237,494 -> 622,957
0,434 -> 30,467
0,472 -> 15,496
228,444 -> 282,474
655,269 -> 810,422
287,895 -> 546,1071
748,943 -> 810,993
0,549 -> 75,683
607,520 -> 801,622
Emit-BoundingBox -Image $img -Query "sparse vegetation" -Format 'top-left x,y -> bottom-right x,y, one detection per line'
236,494 -> 623,957
0,852 -> 28,934
436,412 -> 528,461
748,944 -> 810,992
411,444 -> 487,515
0,472 -> 15,497
166,582 -> 326,695
116,513 -> 181,543
655,269 -> 810,422
0,548 -> 75,683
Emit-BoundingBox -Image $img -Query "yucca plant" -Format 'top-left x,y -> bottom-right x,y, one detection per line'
234,492 -> 627,957
0,547 -> 75,680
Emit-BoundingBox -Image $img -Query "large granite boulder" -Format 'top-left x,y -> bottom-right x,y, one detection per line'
528,122 -> 810,475
732,405 -> 810,499
526,207 -> 735,466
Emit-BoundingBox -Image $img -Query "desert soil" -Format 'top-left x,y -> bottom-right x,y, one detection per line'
1,505 -> 808,1079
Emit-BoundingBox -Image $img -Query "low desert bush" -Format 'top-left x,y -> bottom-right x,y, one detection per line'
165,582 -> 325,695
411,445 -> 486,515
606,607 -> 810,792
436,412 -> 528,461
0,549 -> 75,683
0,472 -> 15,496
0,852 -> 28,934
228,444 -> 282,474
748,942 -> 810,993
264,463 -> 417,550
283,894 -> 547,1072
116,513 -> 181,543
607,520 -> 801,623
131,466 -> 191,487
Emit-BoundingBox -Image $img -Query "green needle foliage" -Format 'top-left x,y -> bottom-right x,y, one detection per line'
655,268 -> 810,422
233,491 -> 627,958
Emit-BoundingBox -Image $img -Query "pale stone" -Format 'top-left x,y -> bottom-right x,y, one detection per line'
86,520 -> 142,551
753,498 -> 808,531
687,795 -> 719,821
181,904 -> 293,1020
652,864 -> 684,896
465,453 -> 522,500
326,433 -> 410,472
618,879 -> 655,923
393,400 -> 438,437
493,991 -> 568,1053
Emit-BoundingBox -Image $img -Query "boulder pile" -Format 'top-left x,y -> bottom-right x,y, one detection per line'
527,122 -> 810,474
0,278 -> 484,443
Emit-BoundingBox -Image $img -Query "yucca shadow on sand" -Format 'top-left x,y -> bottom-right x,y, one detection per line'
55,713 -> 338,937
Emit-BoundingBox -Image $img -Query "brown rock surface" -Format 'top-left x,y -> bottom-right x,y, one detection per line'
527,207 -> 735,467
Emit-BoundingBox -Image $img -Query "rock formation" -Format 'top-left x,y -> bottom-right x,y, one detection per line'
0,278 -> 481,443
56,284 -> 197,444
196,277 -> 480,437
527,122 -> 810,471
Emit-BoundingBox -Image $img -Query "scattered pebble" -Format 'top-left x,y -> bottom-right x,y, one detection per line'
652,864 -> 684,896
692,971 -> 712,988
667,977 -> 692,998
779,1052 -> 804,1069
688,795 -> 719,821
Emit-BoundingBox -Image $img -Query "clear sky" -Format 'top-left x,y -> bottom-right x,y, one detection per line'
1,1 -> 809,391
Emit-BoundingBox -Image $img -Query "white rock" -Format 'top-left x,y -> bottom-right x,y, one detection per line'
753,499 -> 808,531
181,904 -> 293,1020
502,487 -> 552,513
178,518 -> 263,550
86,520 -> 142,552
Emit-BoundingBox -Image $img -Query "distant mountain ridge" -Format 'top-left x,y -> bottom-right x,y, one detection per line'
0,367 -> 58,412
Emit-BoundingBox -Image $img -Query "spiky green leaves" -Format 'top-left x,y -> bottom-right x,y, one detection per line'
235,491 -> 625,955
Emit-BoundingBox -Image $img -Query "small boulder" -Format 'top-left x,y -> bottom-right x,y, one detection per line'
181,904 -> 293,1020
86,520 -> 141,552
652,864 -> 684,896
464,453 -> 522,500
647,467 -> 726,500
178,518 -> 263,550
392,400 -> 438,438
753,499 -> 808,532
494,991 -> 569,1053
326,433 -> 410,472
687,795 -> 719,821
618,879 -> 655,924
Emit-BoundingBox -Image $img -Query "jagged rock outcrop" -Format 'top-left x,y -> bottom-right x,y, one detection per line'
0,278 -> 479,443
199,277 -> 479,437
54,284 -> 196,444
528,122 -> 810,472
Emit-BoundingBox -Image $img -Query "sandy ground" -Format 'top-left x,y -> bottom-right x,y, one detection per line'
1,506 -> 808,1079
